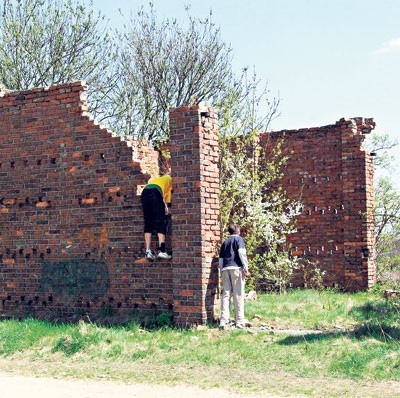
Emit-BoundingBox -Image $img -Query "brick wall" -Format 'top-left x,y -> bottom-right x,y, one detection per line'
169,106 -> 220,326
260,117 -> 376,291
0,82 -> 175,322
0,81 -> 376,325
0,82 -> 220,325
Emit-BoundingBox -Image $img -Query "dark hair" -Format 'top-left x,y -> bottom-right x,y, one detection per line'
228,223 -> 240,235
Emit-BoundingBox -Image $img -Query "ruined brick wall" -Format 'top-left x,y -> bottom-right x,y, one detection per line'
127,138 -> 160,178
260,118 -> 376,291
0,80 -> 376,325
0,82 -> 174,322
0,82 -> 220,325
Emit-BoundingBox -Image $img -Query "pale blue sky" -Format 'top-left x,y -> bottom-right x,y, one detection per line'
92,0 -> 400,162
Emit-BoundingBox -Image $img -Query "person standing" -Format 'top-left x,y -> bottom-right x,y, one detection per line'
218,223 -> 249,328
141,174 -> 172,260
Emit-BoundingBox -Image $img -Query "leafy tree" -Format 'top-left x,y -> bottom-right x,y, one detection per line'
369,132 -> 398,170
367,132 -> 400,285
218,69 -> 302,293
114,3 -> 233,144
0,0 -> 116,117
374,176 -> 400,277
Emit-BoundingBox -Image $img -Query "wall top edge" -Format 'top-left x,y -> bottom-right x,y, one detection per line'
0,81 -> 87,100
266,116 -> 375,136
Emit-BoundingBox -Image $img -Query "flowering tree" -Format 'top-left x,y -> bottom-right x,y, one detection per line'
218,70 -> 302,292
367,132 -> 400,285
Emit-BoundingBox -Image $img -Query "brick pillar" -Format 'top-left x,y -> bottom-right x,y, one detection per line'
340,117 -> 376,291
169,105 -> 220,326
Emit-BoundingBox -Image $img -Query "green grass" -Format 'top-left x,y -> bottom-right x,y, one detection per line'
1,289 -> 400,396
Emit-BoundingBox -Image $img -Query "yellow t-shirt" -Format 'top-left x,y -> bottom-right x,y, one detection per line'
147,175 -> 172,203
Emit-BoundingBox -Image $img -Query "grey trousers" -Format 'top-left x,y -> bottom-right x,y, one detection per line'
220,268 -> 245,325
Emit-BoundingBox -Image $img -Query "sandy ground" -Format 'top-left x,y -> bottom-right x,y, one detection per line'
0,373 -> 284,398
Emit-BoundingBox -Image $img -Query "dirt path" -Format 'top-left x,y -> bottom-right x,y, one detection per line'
2,369 -> 400,398
0,372 -> 289,398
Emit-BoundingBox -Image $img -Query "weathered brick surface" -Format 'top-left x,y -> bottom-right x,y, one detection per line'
0,81 -> 376,325
169,106 -> 220,326
0,82 -> 173,322
260,117 -> 376,291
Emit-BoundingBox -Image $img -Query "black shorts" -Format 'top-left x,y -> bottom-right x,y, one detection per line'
141,188 -> 166,235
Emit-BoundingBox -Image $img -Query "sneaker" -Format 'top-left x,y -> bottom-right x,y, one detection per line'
157,251 -> 172,260
235,321 -> 252,329
219,322 -> 227,330
145,250 -> 156,260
